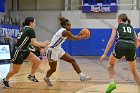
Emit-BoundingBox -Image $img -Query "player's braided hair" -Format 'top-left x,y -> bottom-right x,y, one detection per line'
118,13 -> 131,24
59,17 -> 70,27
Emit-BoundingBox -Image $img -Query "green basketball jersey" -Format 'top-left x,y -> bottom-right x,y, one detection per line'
117,23 -> 134,41
15,26 -> 36,49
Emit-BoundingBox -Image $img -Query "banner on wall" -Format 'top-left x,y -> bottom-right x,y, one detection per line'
82,0 -> 118,13
0,0 -> 5,13
82,5 -> 118,13
0,24 -> 20,38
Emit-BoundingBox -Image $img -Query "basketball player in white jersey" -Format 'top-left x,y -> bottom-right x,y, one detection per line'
44,17 -> 91,86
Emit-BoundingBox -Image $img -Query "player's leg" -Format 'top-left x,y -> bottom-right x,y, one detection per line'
60,53 -> 91,82
108,54 -> 119,81
105,54 -> 119,93
3,49 -> 23,88
128,60 -> 140,86
44,61 -> 57,86
105,42 -> 123,93
44,48 -> 57,86
125,44 -> 140,86
25,52 -> 41,82
3,63 -> 21,88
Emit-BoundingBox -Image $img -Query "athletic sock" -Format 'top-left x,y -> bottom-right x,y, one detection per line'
79,73 -> 85,77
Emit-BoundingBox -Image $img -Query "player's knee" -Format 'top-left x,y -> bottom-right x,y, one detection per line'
109,63 -> 114,67
11,70 -> 19,74
108,65 -> 114,71
37,61 -> 41,65
33,59 -> 41,65
68,58 -> 76,64
130,68 -> 137,73
50,68 -> 56,72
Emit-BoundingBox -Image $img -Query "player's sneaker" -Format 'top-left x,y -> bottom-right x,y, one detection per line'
44,77 -> 53,86
80,75 -> 92,82
105,81 -> 116,93
2,78 -> 10,88
27,75 -> 39,82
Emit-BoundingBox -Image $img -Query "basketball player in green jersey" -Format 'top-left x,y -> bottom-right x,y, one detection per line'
3,17 -> 49,88
100,13 -> 140,93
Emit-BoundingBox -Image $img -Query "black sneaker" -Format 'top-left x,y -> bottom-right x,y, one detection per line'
27,75 -> 39,82
2,78 -> 10,88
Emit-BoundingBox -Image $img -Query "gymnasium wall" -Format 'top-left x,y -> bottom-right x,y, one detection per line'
62,29 -> 140,57
61,10 -> 140,57
10,10 -> 140,57
61,10 -> 140,28
137,0 -> 140,9
10,11 -> 61,40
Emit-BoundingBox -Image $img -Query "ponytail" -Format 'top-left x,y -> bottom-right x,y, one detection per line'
118,13 -> 131,25
127,18 -> 131,24
59,17 -> 69,27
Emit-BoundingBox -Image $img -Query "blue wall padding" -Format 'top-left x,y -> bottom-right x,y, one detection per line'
62,28 -> 140,57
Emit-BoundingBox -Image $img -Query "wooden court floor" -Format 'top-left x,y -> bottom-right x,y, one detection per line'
0,57 -> 140,93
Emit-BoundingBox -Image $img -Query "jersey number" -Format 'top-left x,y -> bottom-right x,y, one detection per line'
17,32 -> 23,39
123,27 -> 131,33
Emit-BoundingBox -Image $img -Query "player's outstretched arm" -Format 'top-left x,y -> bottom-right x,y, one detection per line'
100,27 -> 117,63
31,38 -> 50,47
134,31 -> 138,48
62,30 -> 85,40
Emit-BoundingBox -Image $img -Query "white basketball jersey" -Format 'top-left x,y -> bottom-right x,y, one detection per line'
48,28 -> 67,49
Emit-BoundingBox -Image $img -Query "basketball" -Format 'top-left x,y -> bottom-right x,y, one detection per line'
80,28 -> 90,38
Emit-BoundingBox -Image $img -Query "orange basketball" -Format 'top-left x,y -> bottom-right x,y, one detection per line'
80,28 -> 90,38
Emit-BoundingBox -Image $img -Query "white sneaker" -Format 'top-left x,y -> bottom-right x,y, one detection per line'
44,77 -> 53,86
80,75 -> 92,82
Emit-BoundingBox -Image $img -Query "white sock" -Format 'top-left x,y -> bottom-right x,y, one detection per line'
79,73 -> 85,77
45,76 -> 49,79
30,74 -> 35,76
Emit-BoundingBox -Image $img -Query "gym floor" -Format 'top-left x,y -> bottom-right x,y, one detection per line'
0,57 -> 140,93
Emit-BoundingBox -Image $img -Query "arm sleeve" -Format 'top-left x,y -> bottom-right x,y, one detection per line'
28,28 -> 36,38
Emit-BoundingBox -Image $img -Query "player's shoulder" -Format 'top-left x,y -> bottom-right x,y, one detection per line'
24,26 -> 34,31
113,24 -> 118,29
57,27 -> 67,34
28,27 -> 34,31
59,27 -> 66,31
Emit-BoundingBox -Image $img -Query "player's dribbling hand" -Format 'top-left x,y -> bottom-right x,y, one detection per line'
78,28 -> 90,40
83,36 -> 90,39
100,54 -> 106,64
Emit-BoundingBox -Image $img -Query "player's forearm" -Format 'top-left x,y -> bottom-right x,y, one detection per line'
68,35 -> 82,40
134,31 -> 138,48
134,39 -> 138,48
31,41 -> 45,47
138,39 -> 140,46
103,40 -> 114,56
